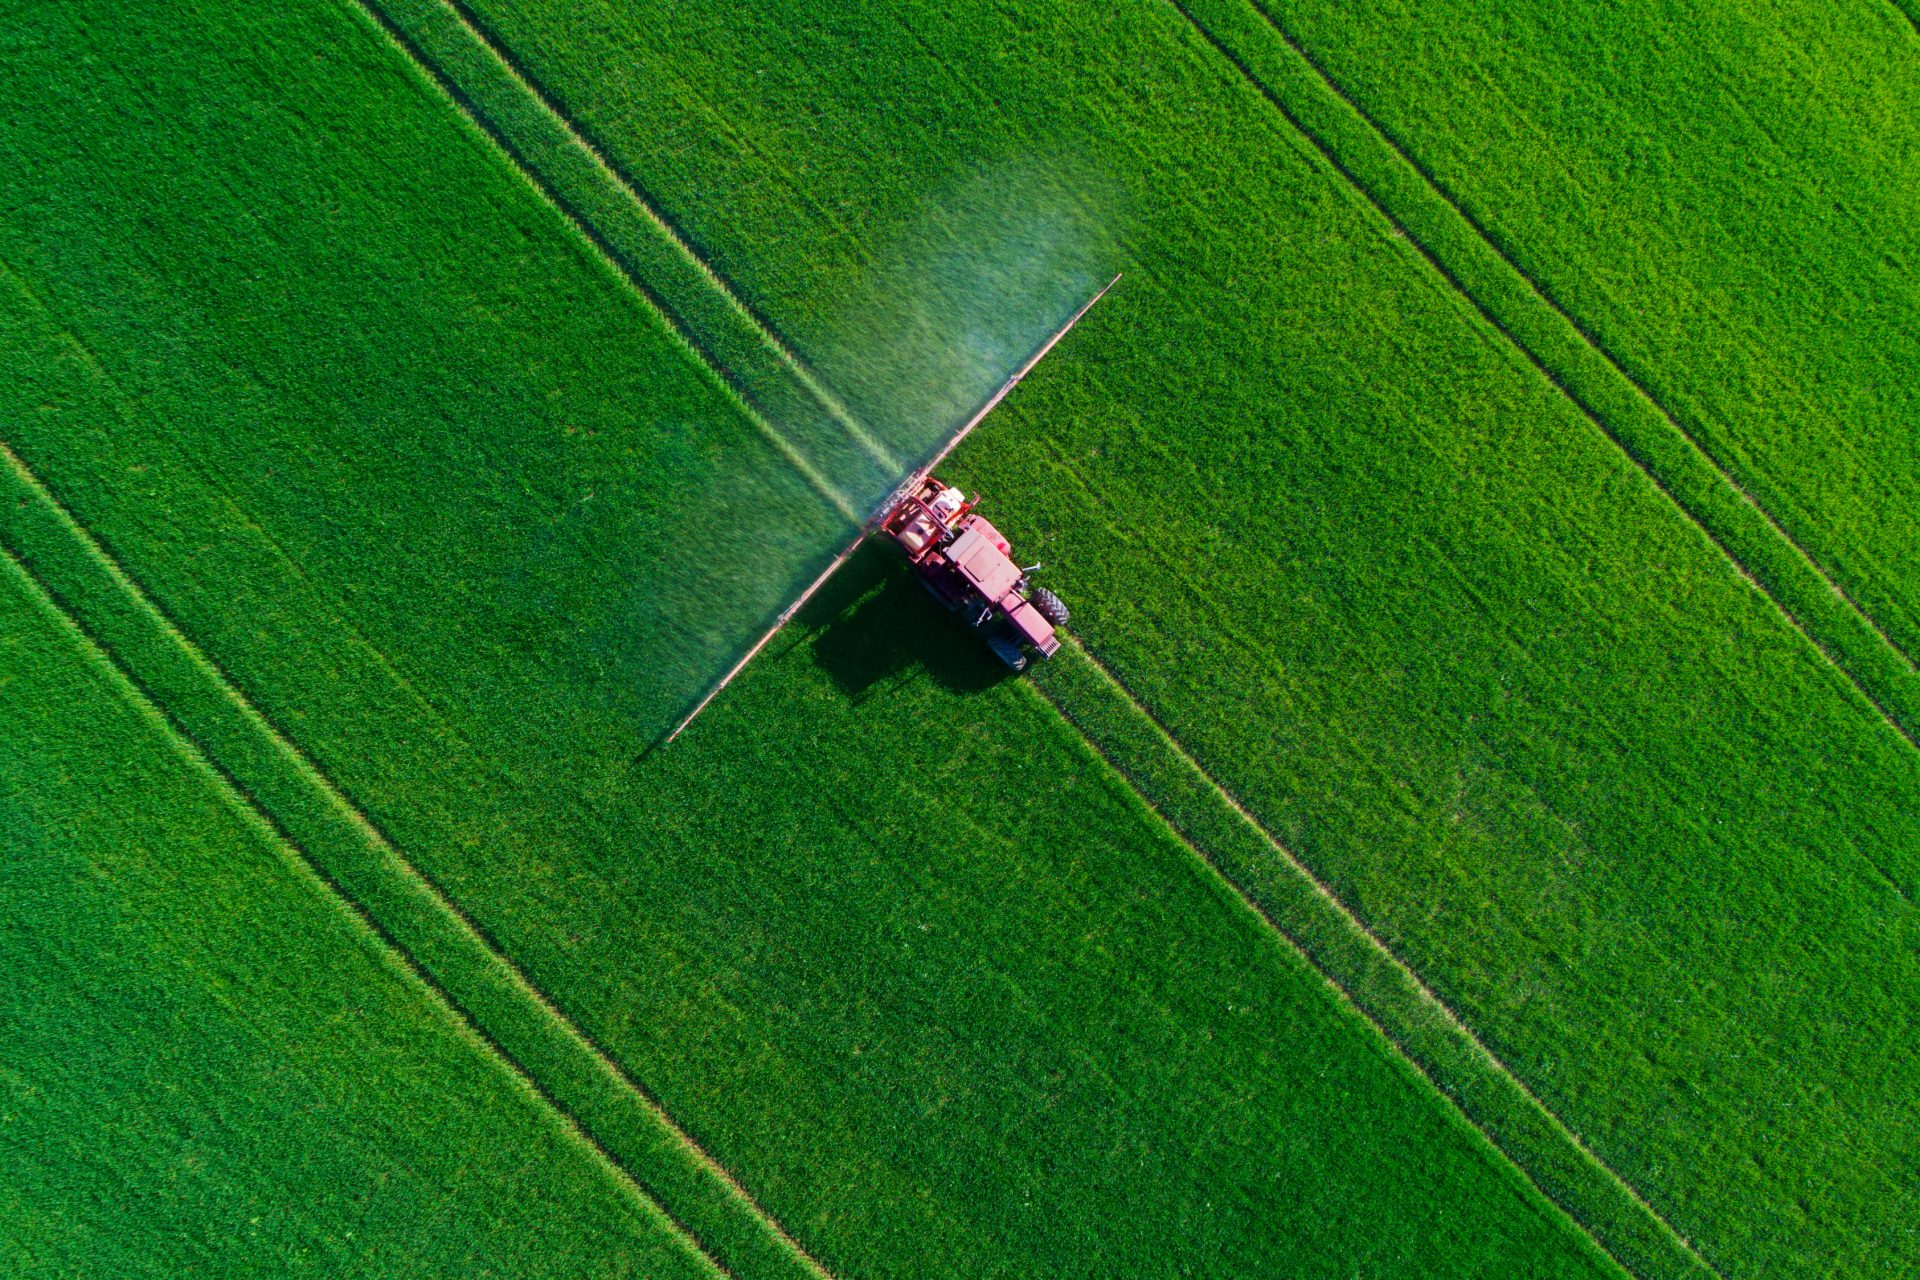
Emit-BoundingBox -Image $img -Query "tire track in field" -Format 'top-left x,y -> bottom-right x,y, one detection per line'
1244,0 -> 1919,678
0,539 -> 740,1276
1165,0 -> 1920,762
1027,642 -> 1724,1280
0,248 -> 833,1279
438,0 -> 886,426
347,0 -> 864,527
0,436 -> 836,1280
1025,448 -> 1727,1277
1891,0 -> 1920,41
352,0 -> 896,509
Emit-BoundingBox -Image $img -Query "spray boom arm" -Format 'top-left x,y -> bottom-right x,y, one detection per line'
662,272 -> 1120,745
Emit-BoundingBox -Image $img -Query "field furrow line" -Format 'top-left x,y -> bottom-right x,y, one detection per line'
347,0 -> 863,525
0,538 -> 744,1273
0,439 -> 835,1280
1025,673 -> 1635,1280
1165,0 -> 1920,760
439,0 -> 894,474
1892,0 -> 1920,40
1030,641 -> 1725,1280
1247,0 -> 1918,680
349,0 -> 894,515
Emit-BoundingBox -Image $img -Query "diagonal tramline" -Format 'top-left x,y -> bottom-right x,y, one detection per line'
352,0 -> 862,525
356,0 -> 893,515
0,431 -> 834,1280
1242,0 -> 1917,680
1032,638 -> 1728,1280
1163,0 -> 1920,760
0,539 -> 741,1280
440,0 -> 897,475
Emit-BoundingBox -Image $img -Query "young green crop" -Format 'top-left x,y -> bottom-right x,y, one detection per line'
1166,0 -> 1920,749
7,0 -> 1916,1273
2,419 -> 1625,1279
0,559 -> 713,1279
0,0 -> 1628,1276
369,2 -> 1920,1275
1250,0 -> 1920,663
0,0 -> 852,751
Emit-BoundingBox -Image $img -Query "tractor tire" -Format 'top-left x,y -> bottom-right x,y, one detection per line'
1030,586 -> 1070,628
987,633 -> 1029,672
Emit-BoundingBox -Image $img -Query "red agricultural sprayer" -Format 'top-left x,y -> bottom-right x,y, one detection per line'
664,272 -> 1119,744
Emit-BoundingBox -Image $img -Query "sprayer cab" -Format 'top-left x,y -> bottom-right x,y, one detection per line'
878,476 -> 1068,671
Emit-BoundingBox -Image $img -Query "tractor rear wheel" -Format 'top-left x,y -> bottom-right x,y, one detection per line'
987,633 -> 1029,672
1030,586 -> 1069,628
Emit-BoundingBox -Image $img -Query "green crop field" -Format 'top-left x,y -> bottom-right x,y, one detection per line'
2,0 -> 1914,1277
0,551 -> 714,1277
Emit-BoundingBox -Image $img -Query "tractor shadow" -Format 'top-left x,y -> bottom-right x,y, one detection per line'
806,541 -> 1013,703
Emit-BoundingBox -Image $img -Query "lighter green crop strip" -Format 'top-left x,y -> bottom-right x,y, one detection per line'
0,438 -> 836,1280
0,538 -> 731,1280
344,0 -> 862,527
1031,641 -> 1722,1280
1168,0 -> 1920,761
